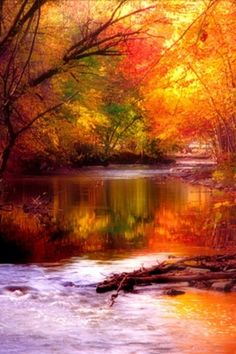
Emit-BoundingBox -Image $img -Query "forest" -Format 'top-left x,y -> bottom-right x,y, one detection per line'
0,0 -> 235,176
0,2 -> 236,353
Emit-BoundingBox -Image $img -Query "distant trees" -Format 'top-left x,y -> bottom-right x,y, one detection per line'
94,102 -> 142,160
143,0 -> 235,162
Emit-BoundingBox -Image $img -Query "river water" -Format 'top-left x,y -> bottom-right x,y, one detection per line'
0,165 -> 236,354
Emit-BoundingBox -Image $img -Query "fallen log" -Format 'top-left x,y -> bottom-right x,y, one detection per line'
96,271 -> 236,293
130,271 -> 236,285
96,254 -> 236,294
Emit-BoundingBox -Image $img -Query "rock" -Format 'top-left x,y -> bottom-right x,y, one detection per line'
165,288 -> 185,296
211,281 -> 232,292
62,281 -> 75,287
192,281 -> 211,289
3,285 -> 36,295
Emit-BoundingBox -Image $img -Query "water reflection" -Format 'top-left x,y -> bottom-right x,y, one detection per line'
1,170 -> 236,262
170,292 -> 236,353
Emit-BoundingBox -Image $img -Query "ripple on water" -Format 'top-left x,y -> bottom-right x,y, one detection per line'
0,257 -> 236,354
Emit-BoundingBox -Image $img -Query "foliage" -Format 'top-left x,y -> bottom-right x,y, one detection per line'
0,0 -> 235,174
0,0 -> 158,175
143,0 -> 236,158
212,154 -> 236,186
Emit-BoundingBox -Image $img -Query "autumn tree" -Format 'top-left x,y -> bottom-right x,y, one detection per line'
143,0 -> 235,160
0,0 -> 157,176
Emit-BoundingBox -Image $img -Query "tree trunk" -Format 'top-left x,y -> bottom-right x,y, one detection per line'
0,139 -> 16,177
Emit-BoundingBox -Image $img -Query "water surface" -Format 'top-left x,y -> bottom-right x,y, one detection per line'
0,166 -> 236,353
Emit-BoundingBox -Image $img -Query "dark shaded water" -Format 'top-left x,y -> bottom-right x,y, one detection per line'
0,166 -> 236,353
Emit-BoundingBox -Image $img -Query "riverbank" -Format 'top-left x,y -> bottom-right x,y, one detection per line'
169,157 -> 236,193
16,152 -> 173,176
173,169 -> 236,193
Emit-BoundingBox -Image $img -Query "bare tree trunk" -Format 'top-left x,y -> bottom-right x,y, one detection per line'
0,139 -> 16,177
0,103 -> 17,177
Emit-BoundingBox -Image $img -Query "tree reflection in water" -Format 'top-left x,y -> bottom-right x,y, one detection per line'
1,175 -> 236,263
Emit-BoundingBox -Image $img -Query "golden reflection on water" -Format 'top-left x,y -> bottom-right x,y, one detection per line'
1,175 -> 236,261
168,292 -> 236,353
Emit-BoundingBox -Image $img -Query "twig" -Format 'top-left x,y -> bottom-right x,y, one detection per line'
110,273 -> 128,307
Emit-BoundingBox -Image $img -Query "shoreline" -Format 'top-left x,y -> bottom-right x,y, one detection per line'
171,167 -> 236,194
2,157 -> 236,197
2,155 -> 213,177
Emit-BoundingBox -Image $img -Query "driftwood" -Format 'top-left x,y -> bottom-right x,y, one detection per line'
96,254 -> 236,295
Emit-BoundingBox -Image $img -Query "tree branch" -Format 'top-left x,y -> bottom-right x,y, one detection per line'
29,2 -> 156,88
15,91 -> 79,137
0,0 -> 47,55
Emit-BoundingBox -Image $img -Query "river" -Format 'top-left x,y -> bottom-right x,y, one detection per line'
0,165 -> 236,353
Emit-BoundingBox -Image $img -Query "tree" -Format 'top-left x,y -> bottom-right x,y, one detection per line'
95,102 -> 142,160
0,0 -> 157,176
142,0 -> 235,159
